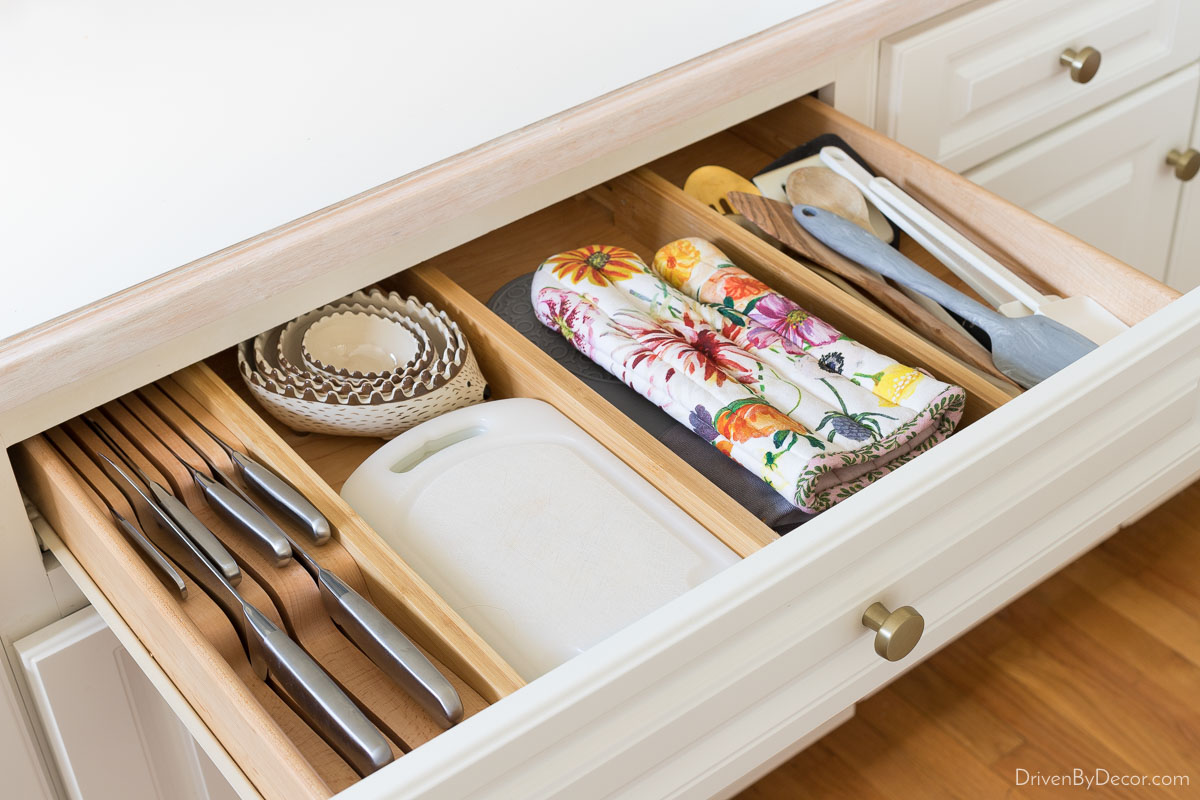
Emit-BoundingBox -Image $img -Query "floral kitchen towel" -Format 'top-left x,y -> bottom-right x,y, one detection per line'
531,241 -> 965,512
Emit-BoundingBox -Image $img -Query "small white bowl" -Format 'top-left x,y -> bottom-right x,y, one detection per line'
303,311 -> 419,378
275,302 -> 431,385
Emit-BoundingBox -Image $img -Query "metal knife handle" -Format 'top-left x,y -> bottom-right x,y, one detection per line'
242,602 -> 393,776
192,471 -> 292,566
110,509 -> 188,600
149,485 -> 242,585
232,452 -> 331,544
317,569 -> 463,728
97,455 -> 250,657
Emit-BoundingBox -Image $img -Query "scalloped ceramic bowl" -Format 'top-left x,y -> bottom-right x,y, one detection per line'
302,312 -> 419,378
237,288 -> 487,437
271,301 -> 433,389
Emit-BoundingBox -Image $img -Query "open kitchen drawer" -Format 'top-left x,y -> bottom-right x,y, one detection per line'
13,96 -> 1200,800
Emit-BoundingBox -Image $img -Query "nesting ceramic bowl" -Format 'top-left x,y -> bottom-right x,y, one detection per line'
267,302 -> 435,392
303,312 -> 420,378
238,288 -> 487,438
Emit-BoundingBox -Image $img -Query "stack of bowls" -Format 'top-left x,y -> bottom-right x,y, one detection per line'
238,288 -> 487,437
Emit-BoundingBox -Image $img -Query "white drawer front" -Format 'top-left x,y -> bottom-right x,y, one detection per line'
964,65 -> 1200,283
878,0 -> 1200,171
15,608 -> 238,800
336,289 -> 1200,799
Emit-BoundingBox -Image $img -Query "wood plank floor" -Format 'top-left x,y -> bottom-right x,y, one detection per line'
740,480 -> 1200,799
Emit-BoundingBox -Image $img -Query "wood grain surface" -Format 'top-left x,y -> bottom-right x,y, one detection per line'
39,427 -> 360,792
171,364 -> 526,702
13,434 -> 337,800
740,481 -> 1200,800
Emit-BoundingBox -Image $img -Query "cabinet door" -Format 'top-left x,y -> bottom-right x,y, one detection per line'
15,607 -> 238,800
878,0 -> 1200,172
964,65 -> 1199,283
1166,83 -> 1200,292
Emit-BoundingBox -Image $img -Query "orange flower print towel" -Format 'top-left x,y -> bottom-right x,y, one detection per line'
531,241 -> 966,513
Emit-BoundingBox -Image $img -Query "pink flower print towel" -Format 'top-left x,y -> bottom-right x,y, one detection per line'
531,241 -> 966,513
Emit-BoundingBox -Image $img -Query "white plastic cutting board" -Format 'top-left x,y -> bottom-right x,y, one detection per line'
340,398 -> 739,680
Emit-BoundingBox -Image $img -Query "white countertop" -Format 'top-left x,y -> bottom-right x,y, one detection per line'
1,0 -> 835,343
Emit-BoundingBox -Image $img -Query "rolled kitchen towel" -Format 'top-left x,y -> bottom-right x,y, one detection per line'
530,242 -> 965,512
488,272 -> 813,533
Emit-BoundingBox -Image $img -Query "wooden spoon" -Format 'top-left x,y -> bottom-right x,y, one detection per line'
726,191 -> 1018,390
786,168 -> 874,234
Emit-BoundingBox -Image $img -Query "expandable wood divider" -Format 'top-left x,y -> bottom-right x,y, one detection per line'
92,402 -> 432,755
391,266 -> 778,557
134,387 -> 488,721
170,364 -> 526,702
13,435 -> 337,800
607,168 -> 1012,422
735,97 -> 1179,325
137,384 -> 489,723
42,425 -> 362,791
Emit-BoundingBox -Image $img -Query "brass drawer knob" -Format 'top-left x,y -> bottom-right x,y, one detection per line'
862,602 -> 924,661
1059,46 -> 1101,83
1167,148 -> 1200,182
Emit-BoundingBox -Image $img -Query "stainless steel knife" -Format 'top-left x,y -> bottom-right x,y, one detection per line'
163,393 -> 332,544
84,417 -> 242,584
98,452 -> 393,776
164,446 -> 465,728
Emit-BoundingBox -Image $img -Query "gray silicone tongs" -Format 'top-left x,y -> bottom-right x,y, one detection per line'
152,412 -> 465,727
792,204 -> 1097,388
92,448 -> 393,776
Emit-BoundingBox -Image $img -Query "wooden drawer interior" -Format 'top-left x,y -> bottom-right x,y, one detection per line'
12,96 -> 1183,800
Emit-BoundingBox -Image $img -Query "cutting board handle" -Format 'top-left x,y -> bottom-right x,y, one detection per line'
341,399 -> 561,516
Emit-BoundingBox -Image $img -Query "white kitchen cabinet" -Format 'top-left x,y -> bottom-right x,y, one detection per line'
15,607 -> 238,800
963,65 -> 1200,284
4,1 -> 1200,799
1165,94 -> 1200,293
877,0 -> 1200,172
14,95 -> 1200,800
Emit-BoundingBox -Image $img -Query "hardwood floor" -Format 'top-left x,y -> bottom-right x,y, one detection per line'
739,480 -> 1200,799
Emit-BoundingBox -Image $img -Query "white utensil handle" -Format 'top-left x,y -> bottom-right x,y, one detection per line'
865,189 -> 1019,308
869,176 -> 1047,312
818,146 -> 1025,310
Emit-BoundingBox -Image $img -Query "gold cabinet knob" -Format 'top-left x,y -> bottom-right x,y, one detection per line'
1059,46 -> 1101,83
862,602 -> 924,661
1167,148 -> 1200,182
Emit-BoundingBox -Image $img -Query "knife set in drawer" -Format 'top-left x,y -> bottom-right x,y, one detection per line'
33,382 -> 477,780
